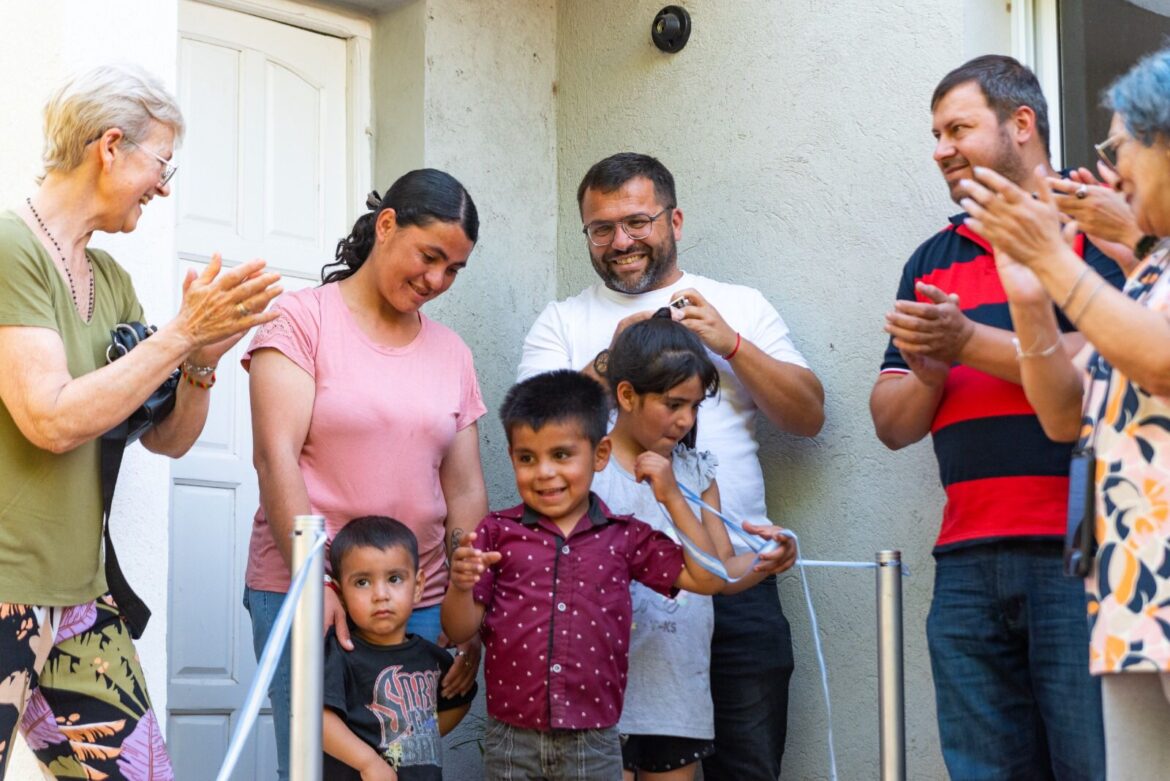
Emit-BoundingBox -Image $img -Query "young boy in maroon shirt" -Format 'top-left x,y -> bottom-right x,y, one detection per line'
441,370 -> 726,780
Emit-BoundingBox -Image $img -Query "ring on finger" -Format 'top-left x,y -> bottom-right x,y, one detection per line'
1075,184 -> 1088,199
236,302 -> 250,317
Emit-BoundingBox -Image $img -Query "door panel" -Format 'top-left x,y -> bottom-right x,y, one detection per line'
170,2 -> 347,778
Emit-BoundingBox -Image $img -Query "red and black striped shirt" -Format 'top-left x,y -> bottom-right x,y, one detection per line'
880,214 -> 1124,550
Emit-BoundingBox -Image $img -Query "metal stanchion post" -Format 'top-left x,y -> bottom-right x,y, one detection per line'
291,515 -> 324,781
876,549 -> 905,781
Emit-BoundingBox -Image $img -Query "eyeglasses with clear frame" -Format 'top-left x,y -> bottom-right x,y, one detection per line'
1094,134 -> 1125,175
124,139 -> 178,186
582,208 -> 671,246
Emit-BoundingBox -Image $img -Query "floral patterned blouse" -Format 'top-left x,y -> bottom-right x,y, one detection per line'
1085,243 -> 1170,674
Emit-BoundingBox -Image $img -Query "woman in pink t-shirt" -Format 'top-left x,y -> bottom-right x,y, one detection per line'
241,169 -> 487,780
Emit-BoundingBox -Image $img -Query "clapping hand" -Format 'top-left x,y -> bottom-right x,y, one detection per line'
175,252 -> 282,366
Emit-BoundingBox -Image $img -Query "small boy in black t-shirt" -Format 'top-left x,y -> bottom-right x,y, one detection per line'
323,516 -> 475,780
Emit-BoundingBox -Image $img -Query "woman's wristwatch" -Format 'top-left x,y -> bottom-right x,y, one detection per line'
1135,234 -> 1159,261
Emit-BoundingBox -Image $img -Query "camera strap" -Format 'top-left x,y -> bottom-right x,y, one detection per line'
100,425 -> 152,639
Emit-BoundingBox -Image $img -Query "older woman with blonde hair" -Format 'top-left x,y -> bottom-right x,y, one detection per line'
0,63 -> 280,778
961,46 -> 1170,779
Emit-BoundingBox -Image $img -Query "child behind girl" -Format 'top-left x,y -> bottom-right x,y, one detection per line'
593,310 -> 796,781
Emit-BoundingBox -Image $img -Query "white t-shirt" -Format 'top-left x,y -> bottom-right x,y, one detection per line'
518,271 -> 809,537
592,446 -> 718,738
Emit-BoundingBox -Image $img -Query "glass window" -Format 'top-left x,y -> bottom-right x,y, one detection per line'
1059,0 -> 1170,169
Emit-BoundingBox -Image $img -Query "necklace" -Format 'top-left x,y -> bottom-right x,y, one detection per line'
26,197 -> 94,321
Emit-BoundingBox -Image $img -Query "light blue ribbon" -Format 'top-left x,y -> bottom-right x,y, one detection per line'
672,483 -> 915,781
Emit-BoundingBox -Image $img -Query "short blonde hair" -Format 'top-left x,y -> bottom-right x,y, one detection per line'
41,63 -> 185,180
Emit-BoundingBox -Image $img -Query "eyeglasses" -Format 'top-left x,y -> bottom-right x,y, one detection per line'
1094,133 -> 1125,174
582,208 -> 671,247
125,139 -> 178,186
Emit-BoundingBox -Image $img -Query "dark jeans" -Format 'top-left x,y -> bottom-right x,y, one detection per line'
927,541 -> 1105,781
702,575 -> 793,780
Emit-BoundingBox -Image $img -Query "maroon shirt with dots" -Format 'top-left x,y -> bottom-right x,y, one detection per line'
471,494 -> 684,731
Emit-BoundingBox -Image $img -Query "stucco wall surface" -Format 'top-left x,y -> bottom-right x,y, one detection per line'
553,1 -> 990,778
0,1 -> 179,777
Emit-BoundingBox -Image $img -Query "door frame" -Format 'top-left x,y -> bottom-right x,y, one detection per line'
197,0 -> 373,228
1011,0 -> 1062,166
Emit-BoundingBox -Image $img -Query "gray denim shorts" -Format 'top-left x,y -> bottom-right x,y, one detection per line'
482,716 -> 622,780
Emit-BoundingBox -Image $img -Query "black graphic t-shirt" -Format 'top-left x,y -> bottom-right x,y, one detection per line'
322,628 -> 477,780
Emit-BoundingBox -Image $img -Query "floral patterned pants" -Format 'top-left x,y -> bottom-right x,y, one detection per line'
0,596 -> 174,779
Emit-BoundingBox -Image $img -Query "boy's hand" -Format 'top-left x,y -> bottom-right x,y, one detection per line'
448,531 -> 501,592
325,587 -> 353,651
743,522 -> 798,574
634,451 -> 683,504
358,756 -> 397,781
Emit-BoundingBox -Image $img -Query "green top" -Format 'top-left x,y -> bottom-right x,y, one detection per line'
0,210 -> 144,605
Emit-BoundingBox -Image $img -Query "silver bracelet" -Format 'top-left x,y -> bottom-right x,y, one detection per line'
1070,280 -> 1107,327
182,359 -> 217,378
1059,266 -> 1092,311
1011,335 -> 1061,360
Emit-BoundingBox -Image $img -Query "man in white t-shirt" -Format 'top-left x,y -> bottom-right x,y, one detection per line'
518,152 -> 824,780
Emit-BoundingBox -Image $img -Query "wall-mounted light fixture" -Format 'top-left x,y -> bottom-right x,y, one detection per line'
651,5 -> 691,53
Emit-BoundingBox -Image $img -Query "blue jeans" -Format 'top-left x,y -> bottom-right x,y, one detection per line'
927,541 -> 1104,781
482,717 -> 622,780
702,575 -> 793,781
243,587 -> 442,781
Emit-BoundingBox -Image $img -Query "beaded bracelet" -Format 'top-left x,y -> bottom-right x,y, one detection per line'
182,368 -> 216,390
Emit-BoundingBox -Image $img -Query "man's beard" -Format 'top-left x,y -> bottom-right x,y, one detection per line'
592,232 -> 678,294
946,125 -> 1031,205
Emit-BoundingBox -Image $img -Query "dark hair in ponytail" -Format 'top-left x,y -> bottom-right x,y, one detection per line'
606,309 -> 720,449
322,168 -> 479,284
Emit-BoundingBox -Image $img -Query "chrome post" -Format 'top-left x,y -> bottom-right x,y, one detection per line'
876,549 -> 905,781
290,515 -> 324,781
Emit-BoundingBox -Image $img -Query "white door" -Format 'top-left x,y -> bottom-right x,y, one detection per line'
168,3 -> 347,778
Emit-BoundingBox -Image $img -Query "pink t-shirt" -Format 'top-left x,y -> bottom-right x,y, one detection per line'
241,283 -> 486,606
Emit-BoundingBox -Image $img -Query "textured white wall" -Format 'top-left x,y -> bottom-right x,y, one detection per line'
373,0 -> 427,181
553,1 -> 1007,778
0,1 -> 179,777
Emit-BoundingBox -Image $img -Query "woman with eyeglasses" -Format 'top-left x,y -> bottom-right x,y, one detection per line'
242,169 -> 488,781
961,46 -> 1170,778
0,64 -> 280,778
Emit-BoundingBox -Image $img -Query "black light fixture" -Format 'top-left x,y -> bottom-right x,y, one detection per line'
651,5 -> 691,53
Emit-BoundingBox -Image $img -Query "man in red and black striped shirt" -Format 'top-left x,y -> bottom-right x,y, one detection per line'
870,55 -> 1123,781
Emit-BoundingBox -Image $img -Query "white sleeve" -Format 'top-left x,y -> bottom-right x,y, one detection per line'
742,288 -> 810,370
517,301 -> 574,381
